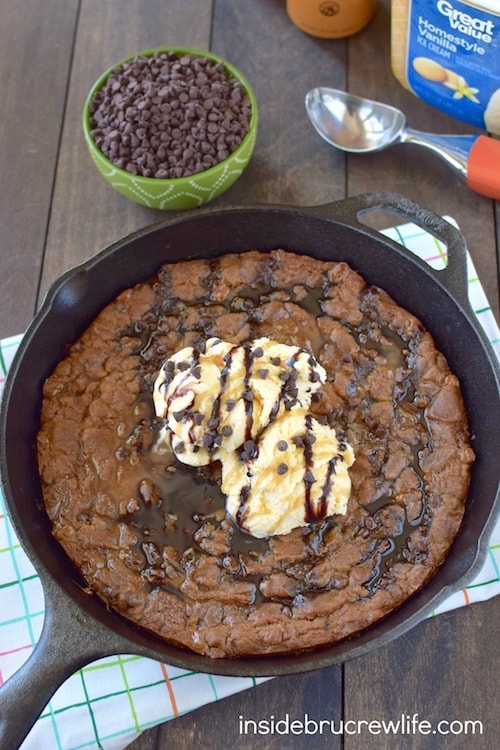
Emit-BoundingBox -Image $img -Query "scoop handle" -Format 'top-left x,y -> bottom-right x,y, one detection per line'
467,135 -> 500,201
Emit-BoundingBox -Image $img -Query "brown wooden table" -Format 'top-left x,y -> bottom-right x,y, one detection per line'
1,1 -> 498,748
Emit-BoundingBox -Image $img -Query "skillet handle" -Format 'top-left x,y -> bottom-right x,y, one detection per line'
314,191 -> 471,311
0,581 -> 114,750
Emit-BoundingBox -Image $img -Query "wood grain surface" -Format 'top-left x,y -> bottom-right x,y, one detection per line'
1,1 -> 498,749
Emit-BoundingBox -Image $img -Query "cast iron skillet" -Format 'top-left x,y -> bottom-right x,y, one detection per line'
1,192 -> 499,748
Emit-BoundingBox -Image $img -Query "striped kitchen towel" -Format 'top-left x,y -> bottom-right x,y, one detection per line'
1,219 -> 499,750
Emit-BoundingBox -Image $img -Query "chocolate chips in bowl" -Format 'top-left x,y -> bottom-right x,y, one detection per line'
82,47 -> 258,209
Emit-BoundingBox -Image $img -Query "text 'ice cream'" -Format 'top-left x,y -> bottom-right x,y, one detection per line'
153,337 -> 354,537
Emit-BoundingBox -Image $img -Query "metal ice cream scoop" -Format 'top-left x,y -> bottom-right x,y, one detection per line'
305,87 -> 500,201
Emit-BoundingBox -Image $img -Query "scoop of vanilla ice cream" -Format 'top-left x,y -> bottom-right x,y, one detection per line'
222,410 -> 355,538
153,337 -> 326,467
484,89 -> 500,136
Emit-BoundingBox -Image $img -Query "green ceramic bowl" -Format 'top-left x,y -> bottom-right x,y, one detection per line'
82,47 -> 258,210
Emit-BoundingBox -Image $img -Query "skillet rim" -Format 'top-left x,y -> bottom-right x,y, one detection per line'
0,192 -> 499,678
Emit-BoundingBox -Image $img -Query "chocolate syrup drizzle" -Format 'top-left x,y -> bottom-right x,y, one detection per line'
118,270 -> 431,598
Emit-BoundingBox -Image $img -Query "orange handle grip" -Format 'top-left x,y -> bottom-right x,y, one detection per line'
467,135 -> 500,201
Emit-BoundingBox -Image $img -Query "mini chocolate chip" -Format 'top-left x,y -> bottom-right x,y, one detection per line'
191,365 -> 202,379
277,440 -> 288,451
277,462 -> 288,475
252,346 -> 264,358
271,356 -> 281,366
221,425 -> 233,437
241,440 -> 258,460
172,411 -> 184,422
89,52 -> 251,179
226,399 -> 236,411
304,470 -> 316,484
174,441 -> 186,454
258,368 -> 269,379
